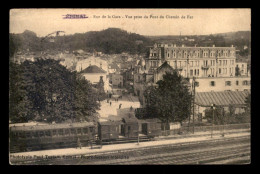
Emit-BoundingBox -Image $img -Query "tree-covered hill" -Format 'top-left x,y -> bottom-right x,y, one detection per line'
9,28 -> 153,55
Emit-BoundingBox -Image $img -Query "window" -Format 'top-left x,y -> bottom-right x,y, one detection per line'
19,132 -> 25,138
52,130 -> 57,137
39,131 -> 45,137
70,129 -> 76,135
225,81 -> 231,86
89,127 -> 94,133
58,129 -> 64,136
32,131 -> 38,138
236,81 -> 239,86
77,128 -> 82,135
190,61 -> 193,67
219,68 -> 221,74
25,132 -> 31,138
243,80 -> 248,86
197,69 -> 199,76
210,81 -> 215,86
83,128 -> 88,134
45,131 -> 51,137
190,70 -> 193,76
219,60 -> 222,65
194,69 -> 196,75
65,129 -> 70,135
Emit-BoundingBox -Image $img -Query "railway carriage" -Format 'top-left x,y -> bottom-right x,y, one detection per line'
121,116 -> 139,138
9,122 -> 96,152
98,121 -> 121,141
139,118 -> 162,138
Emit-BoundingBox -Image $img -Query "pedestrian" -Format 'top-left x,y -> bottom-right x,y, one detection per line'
119,103 -> 122,109
110,101 -> 112,106
77,137 -> 82,149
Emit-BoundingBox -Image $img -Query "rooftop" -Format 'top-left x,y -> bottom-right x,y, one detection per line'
195,91 -> 250,107
10,122 -> 95,132
81,65 -> 107,73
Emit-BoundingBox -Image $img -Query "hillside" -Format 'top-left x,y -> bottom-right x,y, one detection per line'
9,28 -> 153,56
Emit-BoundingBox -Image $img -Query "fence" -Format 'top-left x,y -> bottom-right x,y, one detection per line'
160,123 -> 250,136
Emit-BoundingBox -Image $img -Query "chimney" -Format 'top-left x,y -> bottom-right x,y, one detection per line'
213,45 -> 215,47
195,44 -> 197,47
174,44 -> 176,47
231,45 -> 234,47
182,44 -> 185,47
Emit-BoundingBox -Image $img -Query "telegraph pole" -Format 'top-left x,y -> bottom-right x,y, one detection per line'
192,77 -> 196,134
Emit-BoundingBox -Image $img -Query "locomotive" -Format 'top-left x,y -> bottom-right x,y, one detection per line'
9,116 -> 161,153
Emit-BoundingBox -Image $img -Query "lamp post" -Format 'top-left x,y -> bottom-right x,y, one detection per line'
222,107 -> 225,137
137,131 -> 139,145
211,104 -> 216,138
192,76 -> 197,134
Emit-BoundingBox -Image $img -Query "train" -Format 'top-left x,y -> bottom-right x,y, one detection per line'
9,116 -> 162,153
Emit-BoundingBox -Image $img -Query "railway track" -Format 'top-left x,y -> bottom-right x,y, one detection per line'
101,144 -> 250,165
11,135 -> 250,165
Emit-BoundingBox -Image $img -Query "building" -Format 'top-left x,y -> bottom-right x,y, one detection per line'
194,90 -> 250,119
191,76 -> 250,92
108,63 -> 120,74
80,65 -> 110,91
76,56 -> 108,73
112,73 -> 124,87
146,43 -> 237,78
236,62 -> 248,76
145,43 -> 250,93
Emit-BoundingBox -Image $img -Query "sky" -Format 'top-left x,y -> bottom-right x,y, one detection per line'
10,9 -> 251,37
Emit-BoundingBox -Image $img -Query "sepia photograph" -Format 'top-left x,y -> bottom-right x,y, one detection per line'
9,8 -> 251,165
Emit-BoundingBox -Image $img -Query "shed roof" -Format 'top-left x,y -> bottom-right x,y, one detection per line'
122,114 -> 139,123
195,91 -> 250,107
98,120 -> 123,125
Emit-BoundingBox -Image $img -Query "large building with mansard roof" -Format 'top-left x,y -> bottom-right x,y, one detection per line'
146,43 -> 240,78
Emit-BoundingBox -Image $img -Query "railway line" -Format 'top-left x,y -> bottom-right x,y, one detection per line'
102,144 -> 250,165
11,135 -> 250,165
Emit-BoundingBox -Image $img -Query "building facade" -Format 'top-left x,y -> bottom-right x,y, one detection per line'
146,43 -> 238,78
112,73 -> 124,87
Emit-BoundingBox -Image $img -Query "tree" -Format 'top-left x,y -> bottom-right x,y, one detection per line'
73,74 -> 100,122
9,62 -> 34,123
9,59 -> 100,123
143,71 -> 192,125
235,65 -> 241,76
245,93 -> 251,114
